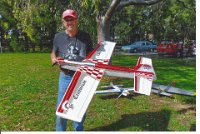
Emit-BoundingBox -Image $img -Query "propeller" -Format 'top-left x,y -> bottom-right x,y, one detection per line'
117,89 -> 130,99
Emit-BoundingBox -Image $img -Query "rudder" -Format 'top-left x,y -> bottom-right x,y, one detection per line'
133,57 -> 156,95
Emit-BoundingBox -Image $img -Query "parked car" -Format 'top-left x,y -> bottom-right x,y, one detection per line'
157,41 -> 178,56
186,41 -> 196,57
193,45 -> 196,56
121,41 -> 157,53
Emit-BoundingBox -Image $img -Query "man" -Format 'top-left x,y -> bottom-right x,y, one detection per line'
51,9 -> 93,131
177,41 -> 183,58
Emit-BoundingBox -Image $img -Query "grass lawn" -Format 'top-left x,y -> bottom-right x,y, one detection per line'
0,53 -> 196,131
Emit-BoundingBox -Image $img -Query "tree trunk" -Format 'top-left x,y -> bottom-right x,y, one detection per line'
98,0 -> 121,42
98,16 -> 111,42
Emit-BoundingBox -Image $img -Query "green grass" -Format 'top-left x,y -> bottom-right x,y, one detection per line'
0,53 -> 196,131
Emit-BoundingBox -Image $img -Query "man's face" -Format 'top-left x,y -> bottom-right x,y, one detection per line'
63,17 -> 78,31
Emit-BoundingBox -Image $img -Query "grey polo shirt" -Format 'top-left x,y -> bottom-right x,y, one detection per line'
53,30 -> 93,62
52,30 -> 93,75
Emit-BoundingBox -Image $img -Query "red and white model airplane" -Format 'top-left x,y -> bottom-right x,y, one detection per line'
55,41 -> 156,122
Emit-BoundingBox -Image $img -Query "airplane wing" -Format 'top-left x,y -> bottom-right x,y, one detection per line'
95,88 -> 121,94
151,89 -> 173,97
84,41 -> 116,64
100,85 -> 124,89
56,41 -> 117,122
152,83 -> 195,96
56,66 -> 104,122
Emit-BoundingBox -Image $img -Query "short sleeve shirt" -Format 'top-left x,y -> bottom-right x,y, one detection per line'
53,30 -> 93,62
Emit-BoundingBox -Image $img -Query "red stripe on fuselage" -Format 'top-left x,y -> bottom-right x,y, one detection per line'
58,71 -> 82,113
95,64 -> 132,72
95,63 -> 154,76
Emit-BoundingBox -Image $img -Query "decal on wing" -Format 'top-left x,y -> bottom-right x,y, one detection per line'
85,41 -> 116,62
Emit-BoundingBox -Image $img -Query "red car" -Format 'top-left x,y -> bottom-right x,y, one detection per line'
157,41 -> 178,56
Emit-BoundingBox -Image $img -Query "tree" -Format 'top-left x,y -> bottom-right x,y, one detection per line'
0,0 -> 196,52
103,0 -> 195,43
12,0 -> 68,51
97,0 -> 163,41
0,0 -> 20,51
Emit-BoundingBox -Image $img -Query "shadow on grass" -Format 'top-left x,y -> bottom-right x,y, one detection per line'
88,109 -> 171,131
182,96 -> 196,104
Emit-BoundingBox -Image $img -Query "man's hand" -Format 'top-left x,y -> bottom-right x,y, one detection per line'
51,51 -> 61,66
51,57 -> 59,65
51,57 -> 64,66
52,57 -> 64,66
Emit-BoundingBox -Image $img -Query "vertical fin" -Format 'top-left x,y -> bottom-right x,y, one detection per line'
133,57 -> 156,95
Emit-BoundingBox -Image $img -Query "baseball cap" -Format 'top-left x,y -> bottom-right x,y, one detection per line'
62,9 -> 77,19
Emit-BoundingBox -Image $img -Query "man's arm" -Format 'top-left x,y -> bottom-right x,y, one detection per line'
51,50 -> 59,64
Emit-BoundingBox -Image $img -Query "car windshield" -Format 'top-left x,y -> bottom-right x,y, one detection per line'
132,42 -> 137,45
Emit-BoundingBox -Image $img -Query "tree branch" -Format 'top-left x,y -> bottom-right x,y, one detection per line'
176,0 -> 195,12
117,0 -> 163,10
104,0 -> 121,22
177,0 -> 188,9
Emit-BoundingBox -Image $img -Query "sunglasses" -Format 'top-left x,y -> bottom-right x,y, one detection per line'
64,18 -> 77,22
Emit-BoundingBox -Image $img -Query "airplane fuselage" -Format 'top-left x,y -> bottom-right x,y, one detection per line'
60,59 -> 154,79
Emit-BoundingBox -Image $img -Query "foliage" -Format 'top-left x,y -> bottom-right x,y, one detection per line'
0,53 -> 196,131
0,0 -> 196,51
159,0 -> 195,41
9,37 -> 21,52
111,0 -> 196,44
12,0 -> 65,51
68,1 -> 99,43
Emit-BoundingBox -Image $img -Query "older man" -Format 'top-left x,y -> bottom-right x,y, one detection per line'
51,9 -> 93,131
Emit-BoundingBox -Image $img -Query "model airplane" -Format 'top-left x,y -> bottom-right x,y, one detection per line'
95,82 -> 134,98
152,83 -> 195,97
55,41 -> 156,122
96,82 -> 195,98
96,82 -> 146,98
95,82 -> 171,97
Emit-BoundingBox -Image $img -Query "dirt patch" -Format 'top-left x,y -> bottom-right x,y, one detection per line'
149,94 -> 196,114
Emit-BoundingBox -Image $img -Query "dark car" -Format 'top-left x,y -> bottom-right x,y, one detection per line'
157,41 -> 178,56
121,41 -> 157,53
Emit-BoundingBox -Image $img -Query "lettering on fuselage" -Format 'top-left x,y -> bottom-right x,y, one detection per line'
143,65 -> 151,70
73,80 -> 86,99
96,51 -> 101,57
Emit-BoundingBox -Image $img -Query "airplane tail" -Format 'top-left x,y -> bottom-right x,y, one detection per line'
133,57 -> 156,95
